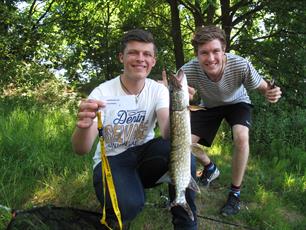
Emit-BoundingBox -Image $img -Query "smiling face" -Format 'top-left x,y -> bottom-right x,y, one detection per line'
119,41 -> 156,81
196,39 -> 225,80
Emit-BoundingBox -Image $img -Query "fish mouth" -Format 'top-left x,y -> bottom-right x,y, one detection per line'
169,69 -> 184,90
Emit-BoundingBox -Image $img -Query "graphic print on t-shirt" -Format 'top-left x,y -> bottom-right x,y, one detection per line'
103,109 -> 148,149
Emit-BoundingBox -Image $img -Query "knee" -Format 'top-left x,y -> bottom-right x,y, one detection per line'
120,197 -> 144,221
234,132 -> 249,149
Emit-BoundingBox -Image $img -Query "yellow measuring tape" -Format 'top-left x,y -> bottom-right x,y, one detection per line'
96,111 -> 122,230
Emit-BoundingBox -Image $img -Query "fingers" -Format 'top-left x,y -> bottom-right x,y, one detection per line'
162,68 -> 168,87
77,99 -> 105,128
79,99 -> 104,112
188,86 -> 196,100
76,117 -> 95,129
266,86 -> 282,103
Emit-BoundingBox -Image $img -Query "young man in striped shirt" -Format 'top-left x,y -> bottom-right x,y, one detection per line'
182,25 -> 282,216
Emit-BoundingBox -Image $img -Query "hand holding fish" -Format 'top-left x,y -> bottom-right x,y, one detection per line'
158,68 -> 196,101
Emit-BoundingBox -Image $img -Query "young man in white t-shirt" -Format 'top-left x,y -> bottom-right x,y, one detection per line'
72,29 -> 197,229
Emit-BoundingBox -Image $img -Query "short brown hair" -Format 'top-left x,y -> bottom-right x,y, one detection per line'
120,29 -> 157,55
191,25 -> 226,53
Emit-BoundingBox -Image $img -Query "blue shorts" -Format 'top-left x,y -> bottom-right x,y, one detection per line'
191,102 -> 253,147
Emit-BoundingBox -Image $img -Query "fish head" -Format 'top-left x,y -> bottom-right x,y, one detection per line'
169,69 -> 189,111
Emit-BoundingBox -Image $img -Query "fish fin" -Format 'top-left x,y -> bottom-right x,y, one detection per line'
191,143 -> 205,158
155,171 -> 172,184
189,105 -> 207,111
170,200 -> 194,221
188,175 -> 201,193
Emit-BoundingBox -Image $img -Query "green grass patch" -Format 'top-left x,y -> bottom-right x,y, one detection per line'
0,98 -> 305,229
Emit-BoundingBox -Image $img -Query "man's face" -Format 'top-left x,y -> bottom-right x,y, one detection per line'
196,39 -> 225,79
119,41 -> 156,80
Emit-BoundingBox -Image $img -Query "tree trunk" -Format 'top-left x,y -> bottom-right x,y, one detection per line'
220,0 -> 232,51
166,0 -> 185,70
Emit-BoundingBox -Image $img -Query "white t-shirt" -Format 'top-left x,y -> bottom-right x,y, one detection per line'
89,76 -> 169,168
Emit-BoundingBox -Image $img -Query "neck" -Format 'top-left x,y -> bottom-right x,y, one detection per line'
120,75 -> 145,95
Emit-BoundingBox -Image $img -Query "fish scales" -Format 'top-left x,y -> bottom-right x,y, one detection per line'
169,70 -> 199,221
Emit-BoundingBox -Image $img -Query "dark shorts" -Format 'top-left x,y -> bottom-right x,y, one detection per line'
191,102 -> 253,147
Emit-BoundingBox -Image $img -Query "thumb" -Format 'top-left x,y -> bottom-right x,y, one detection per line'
162,68 -> 168,87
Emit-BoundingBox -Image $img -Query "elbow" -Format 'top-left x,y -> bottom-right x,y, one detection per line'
72,147 -> 88,156
161,128 -> 170,140
71,138 -> 91,156
72,144 -> 87,156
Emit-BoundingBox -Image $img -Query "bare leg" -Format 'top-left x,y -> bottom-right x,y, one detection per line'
231,125 -> 249,186
192,134 -> 211,165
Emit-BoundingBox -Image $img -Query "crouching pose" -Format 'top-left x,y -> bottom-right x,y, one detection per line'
72,29 -> 198,229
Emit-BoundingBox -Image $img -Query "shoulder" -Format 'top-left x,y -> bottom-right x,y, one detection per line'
182,58 -> 199,69
89,76 -> 120,99
226,53 -> 248,64
226,53 -> 251,70
146,78 -> 168,93
98,76 -> 120,88
182,58 -> 202,76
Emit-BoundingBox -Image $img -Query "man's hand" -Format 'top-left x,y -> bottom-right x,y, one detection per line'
158,69 -> 196,100
265,80 -> 282,103
265,86 -> 282,103
76,99 -> 105,129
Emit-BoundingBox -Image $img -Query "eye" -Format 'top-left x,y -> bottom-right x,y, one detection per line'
144,52 -> 154,58
200,51 -> 208,56
127,50 -> 138,56
213,49 -> 222,54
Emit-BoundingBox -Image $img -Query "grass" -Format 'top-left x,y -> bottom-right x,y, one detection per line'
0,100 -> 306,230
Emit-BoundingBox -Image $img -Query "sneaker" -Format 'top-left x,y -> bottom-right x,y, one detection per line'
220,192 -> 241,216
197,165 -> 220,186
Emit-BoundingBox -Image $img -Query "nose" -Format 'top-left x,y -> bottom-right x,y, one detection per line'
136,52 -> 145,61
207,53 -> 214,62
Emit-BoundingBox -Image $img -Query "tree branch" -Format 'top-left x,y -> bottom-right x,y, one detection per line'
232,3 -> 264,27
28,0 -> 37,19
32,0 -> 56,30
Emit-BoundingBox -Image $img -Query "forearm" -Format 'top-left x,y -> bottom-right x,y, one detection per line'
71,123 -> 98,155
157,107 -> 170,140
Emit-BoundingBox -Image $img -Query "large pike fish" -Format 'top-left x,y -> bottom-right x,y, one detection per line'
168,69 -> 200,221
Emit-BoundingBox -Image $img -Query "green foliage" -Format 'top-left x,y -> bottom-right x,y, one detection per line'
2,76 -> 79,113
236,0 -> 306,108
0,98 -> 92,210
251,94 -> 306,155
243,187 -> 293,229
1,0 -> 305,109
0,208 -> 12,230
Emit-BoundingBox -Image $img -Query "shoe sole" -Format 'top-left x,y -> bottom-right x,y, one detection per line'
220,209 -> 240,216
206,168 -> 220,187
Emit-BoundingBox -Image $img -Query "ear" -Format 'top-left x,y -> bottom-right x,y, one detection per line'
118,53 -> 124,63
152,56 -> 156,67
222,45 -> 226,53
